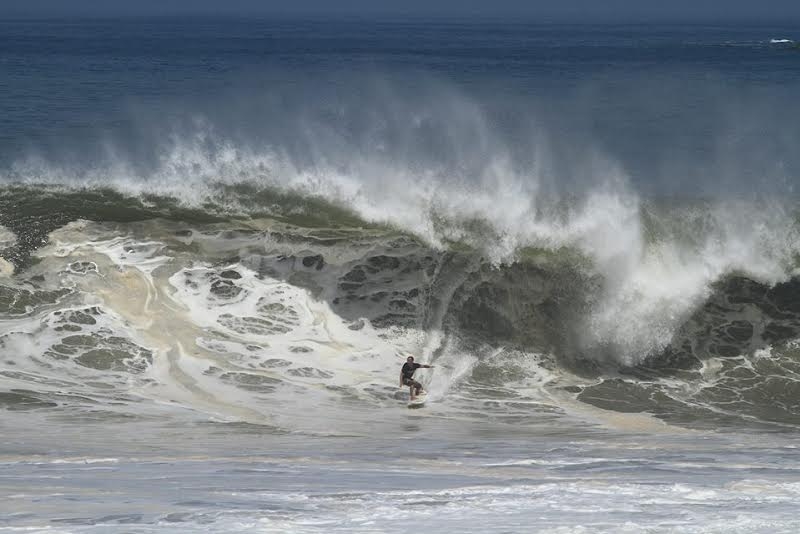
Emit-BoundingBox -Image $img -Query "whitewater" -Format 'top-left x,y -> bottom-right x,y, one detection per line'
2,18 -> 800,533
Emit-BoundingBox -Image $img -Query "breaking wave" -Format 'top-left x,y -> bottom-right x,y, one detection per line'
2,79 -> 800,432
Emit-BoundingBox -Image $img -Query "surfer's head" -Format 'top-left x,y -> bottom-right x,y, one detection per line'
406,356 -> 414,362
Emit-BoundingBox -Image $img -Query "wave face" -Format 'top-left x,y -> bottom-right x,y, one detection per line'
1,184 -> 800,431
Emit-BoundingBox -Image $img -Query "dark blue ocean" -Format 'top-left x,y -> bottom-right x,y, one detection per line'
3,17 -> 800,534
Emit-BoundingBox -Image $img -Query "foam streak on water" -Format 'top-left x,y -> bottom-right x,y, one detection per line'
2,422 -> 800,534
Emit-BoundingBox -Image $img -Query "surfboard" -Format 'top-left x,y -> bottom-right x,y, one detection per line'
407,392 -> 427,408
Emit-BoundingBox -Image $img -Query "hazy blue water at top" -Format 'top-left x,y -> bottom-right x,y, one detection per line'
1,17 -> 799,193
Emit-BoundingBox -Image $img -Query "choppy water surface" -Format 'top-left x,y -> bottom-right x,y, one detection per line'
4,417 -> 800,533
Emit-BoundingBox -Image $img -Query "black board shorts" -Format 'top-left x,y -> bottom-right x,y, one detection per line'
403,377 -> 421,388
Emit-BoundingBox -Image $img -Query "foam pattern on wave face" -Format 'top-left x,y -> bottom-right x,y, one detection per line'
166,263 -> 425,403
19,220 -> 437,430
0,304 -> 160,415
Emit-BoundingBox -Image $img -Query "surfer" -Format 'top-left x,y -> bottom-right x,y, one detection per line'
400,355 -> 433,400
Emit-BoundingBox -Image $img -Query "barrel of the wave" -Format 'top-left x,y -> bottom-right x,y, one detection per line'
400,355 -> 434,408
